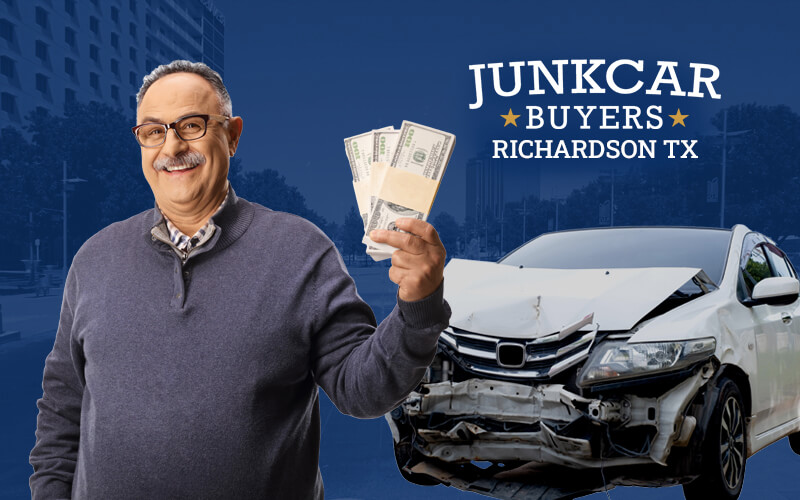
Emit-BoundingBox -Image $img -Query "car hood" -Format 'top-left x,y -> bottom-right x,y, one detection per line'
443,258 -> 705,339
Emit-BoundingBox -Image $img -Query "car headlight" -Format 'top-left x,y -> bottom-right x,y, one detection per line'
578,337 -> 716,387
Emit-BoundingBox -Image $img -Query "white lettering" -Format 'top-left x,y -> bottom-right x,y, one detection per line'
529,60 -> 567,95
487,61 -> 525,97
468,64 -> 486,109
688,63 -> 721,99
647,61 -> 686,96
572,59 -> 606,94
606,59 -> 644,94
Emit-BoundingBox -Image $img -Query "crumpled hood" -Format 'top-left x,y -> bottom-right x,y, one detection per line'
443,258 -> 703,339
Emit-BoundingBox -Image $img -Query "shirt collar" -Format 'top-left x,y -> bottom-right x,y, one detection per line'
164,187 -> 231,252
154,182 -> 231,254
148,183 -> 253,259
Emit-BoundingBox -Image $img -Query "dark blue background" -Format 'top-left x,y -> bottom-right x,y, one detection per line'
2,1 -> 800,498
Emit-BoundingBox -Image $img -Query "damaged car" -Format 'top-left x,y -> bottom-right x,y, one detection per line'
387,225 -> 800,499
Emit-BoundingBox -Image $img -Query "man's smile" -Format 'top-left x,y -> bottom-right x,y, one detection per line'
163,163 -> 200,173
154,150 -> 207,175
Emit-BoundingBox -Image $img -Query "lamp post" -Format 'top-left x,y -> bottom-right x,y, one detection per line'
62,160 -> 87,283
516,196 -> 531,243
554,198 -> 565,231
715,110 -> 750,228
599,167 -> 616,227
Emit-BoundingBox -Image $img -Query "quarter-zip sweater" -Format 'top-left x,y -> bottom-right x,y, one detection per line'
29,188 -> 450,499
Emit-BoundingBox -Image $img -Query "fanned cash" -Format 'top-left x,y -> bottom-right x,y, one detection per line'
361,121 -> 455,254
344,127 -> 395,260
344,121 -> 455,260
344,126 -> 394,227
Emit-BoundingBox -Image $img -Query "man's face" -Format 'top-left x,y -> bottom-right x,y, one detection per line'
136,72 -> 242,215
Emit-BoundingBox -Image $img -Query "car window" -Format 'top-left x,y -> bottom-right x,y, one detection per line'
739,233 -> 770,300
499,228 -> 731,286
764,243 -> 796,279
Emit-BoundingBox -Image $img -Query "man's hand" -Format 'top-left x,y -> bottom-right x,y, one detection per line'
370,218 -> 446,302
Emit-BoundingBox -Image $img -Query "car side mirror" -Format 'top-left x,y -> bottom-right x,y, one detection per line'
747,277 -> 800,307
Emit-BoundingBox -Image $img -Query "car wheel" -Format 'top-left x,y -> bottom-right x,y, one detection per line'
683,377 -> 746,500
789,432 -> 800,455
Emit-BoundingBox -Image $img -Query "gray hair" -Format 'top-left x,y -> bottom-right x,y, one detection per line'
136,60 -> 232,116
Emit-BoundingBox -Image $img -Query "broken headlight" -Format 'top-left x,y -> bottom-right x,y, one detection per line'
578,338 -> 716,386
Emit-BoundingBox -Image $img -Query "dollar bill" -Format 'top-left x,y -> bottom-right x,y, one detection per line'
343,131 -> 373,183
366,246 -> 393,261
373,129 -> 399,163
362,121 -> 455,252
389,120 -> 454,181
344,126 -> 394,227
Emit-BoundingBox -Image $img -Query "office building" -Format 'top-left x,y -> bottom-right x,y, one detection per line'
0,0 -> 225,125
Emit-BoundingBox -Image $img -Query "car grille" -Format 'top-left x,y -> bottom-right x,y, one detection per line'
439,326 -> 596,380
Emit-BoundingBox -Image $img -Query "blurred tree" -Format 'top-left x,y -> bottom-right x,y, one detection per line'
1,102 -> 331,269
430,211 -> 460,260
708,104 -> 800,242
233,168 -> 328,233
340,205 -> 365,264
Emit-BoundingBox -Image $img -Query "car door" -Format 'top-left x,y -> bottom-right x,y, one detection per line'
761,242 -> 800,426
740,236 -> 800,436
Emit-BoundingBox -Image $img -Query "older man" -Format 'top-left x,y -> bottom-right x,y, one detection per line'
29,60 -> 449,499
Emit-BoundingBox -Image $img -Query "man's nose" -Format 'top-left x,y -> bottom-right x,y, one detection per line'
160,127 -> 190,156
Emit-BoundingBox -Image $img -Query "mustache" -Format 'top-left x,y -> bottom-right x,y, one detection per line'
153,151 -> 207,172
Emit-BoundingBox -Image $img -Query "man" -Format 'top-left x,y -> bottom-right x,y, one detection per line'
29,60 -> 450,499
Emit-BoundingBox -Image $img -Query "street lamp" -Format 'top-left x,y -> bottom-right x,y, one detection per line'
707,110 -> 750,228
599,167 -> 616,227
62,160 -> 87,283
554,198 -> 565,231
516,196 -> 531,243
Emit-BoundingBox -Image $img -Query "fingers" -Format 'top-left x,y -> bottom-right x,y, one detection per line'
373,219 -> 446,302
370,219 -> 443,254
394,218 -> 443,246
370,228 -> 426,254
388,265 -> 404,286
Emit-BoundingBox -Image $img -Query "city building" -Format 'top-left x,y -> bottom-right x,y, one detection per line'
465,150 -> 504,225
0,0 -> 224,125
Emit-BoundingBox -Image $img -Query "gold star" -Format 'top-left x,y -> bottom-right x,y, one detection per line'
501,108 -> 520,127
669,108 -> 689,127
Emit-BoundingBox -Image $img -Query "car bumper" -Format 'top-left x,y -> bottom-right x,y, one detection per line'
388,361 -> 715,471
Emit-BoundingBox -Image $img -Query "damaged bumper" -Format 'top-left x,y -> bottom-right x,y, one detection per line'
388,362 -> 714,471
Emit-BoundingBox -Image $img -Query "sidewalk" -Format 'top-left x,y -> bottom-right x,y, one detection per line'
0,287 -> 62,351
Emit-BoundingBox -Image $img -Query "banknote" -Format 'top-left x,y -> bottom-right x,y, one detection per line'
362,121 -> 455,252
389,120 -> 454,181
372,129 -> 399,164
344,126 -> 394,227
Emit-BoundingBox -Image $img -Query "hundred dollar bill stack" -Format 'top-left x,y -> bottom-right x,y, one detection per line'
344,120 -> 455,261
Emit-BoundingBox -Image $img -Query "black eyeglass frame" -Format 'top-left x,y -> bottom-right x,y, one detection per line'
131,114 -> 230,148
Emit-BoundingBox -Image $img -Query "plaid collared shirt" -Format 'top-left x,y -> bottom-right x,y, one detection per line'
162,186 -> 230,255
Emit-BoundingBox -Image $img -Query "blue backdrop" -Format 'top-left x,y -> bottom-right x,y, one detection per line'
2,1 -> 799,498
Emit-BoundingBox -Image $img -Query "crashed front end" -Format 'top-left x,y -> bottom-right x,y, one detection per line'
387,261 -> 722,497
389,330 -> 717,496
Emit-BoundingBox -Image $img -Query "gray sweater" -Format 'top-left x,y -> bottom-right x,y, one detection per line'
29,188 -> 450,499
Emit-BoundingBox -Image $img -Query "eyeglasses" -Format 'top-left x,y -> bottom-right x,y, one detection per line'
131,114 -> 230,148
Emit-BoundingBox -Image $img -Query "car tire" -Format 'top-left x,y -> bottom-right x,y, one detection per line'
682,377 -> 746,500
788,433 -> 800,455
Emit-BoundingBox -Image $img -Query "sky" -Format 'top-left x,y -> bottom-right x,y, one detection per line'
219,0 -> 800,224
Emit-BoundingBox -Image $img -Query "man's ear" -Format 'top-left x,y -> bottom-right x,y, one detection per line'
227,116 -> 243,156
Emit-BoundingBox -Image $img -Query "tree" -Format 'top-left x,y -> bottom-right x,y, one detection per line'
341,206 -> 365,264
1,101 -> 332,270
708,104 -> 800,240
233,168 -> 329,233
430,211 -> 460,259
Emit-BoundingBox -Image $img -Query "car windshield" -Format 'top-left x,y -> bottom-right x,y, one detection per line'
499,227 -> 731,286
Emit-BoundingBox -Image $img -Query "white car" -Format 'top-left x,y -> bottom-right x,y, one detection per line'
387,225 -> 800,499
